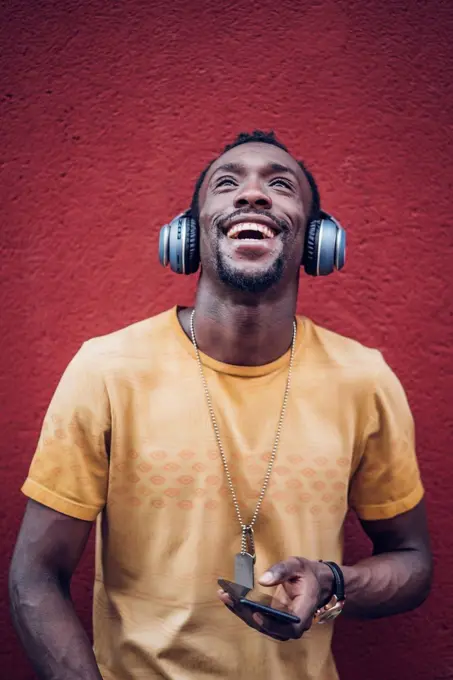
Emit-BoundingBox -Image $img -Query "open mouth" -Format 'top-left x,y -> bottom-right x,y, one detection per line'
226,222 -> 277,240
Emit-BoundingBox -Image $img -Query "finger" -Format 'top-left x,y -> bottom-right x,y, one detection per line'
223,601 -> 295,641
248,599 -> 300,638
230,605 -> 265,633
271,584 -> 292,610
218,595 -> 264,632
262,575 -> 316,634
259,556 -> 303,587
219,592 -> 294,639
217,589 -> 234,607
252,613 -> 264,627
251,612 -> 296,641
291,593 -> 318,632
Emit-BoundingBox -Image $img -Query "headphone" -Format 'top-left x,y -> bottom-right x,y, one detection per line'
159,210 -> 346,277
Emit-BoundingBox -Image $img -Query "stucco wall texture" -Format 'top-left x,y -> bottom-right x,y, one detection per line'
1,0 -> 453,678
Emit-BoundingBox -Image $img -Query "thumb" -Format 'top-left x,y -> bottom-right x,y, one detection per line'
258,557 -> 303,587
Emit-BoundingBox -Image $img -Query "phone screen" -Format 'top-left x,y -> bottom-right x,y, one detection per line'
218,579 -> 301,624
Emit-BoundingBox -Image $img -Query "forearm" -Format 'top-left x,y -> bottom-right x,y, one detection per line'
340,549 -> 432,619
9,570 -> 102,680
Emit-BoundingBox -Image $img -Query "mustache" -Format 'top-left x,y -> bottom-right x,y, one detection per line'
215,208 -> 290,232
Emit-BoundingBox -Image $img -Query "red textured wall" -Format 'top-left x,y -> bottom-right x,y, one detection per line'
1,1 -> 453,678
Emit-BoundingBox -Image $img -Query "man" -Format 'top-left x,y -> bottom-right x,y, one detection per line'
9,130 -> 432,680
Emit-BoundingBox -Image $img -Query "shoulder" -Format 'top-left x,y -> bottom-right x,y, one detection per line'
77,307 -> 178,369
298,317 -> 403,408
301,317 -> 384,374
301,318 -> 409,407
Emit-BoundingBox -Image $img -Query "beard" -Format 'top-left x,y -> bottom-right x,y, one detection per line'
211,208 -> 291,293
215,245 -> 285,293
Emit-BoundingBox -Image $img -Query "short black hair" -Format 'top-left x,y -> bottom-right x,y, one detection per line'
190,130 -> 321,223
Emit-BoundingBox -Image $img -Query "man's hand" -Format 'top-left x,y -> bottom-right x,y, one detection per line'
218,502 -> 432,640
218,557 -> 334,641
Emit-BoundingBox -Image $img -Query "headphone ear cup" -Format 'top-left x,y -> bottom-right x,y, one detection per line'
159,223 -> 171,268
302,219 -> 320,276
303,211 -> 346,276
159,212 -> 199,275
184,215 -> 200,274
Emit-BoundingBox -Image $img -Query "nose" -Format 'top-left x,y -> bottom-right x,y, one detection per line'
233,177 -> 272,210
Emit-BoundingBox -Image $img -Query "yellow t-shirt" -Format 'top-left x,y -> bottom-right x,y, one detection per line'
22,307 -> 424,680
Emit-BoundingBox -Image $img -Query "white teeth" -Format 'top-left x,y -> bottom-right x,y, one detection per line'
227,222 -> 276,239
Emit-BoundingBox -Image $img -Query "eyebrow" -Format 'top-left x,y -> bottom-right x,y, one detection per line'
212,162 -> 244,176
268,163 -> 298,179
211,161 -> 298,180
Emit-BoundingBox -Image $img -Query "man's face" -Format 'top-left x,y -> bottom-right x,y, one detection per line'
198,142 -> 312,293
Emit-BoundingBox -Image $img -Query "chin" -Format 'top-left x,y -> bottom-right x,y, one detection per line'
217,256 -> 285,294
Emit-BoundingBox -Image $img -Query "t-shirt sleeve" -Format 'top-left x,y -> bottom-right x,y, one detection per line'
21,340 -> 110,521
349,354 -> 424,521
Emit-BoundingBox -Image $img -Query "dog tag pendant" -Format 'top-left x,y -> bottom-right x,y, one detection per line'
234,552 -> 255,590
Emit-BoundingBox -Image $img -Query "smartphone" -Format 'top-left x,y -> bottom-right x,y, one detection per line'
218,578 -> 301,624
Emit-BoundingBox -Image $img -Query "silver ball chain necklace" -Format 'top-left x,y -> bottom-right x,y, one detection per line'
190,309 -> 297,588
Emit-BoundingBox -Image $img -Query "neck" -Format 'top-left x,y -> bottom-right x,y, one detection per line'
178,277 -> 298,366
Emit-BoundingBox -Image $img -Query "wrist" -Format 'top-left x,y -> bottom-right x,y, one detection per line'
313,560 -> 336,606
312,560 -> 347,624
